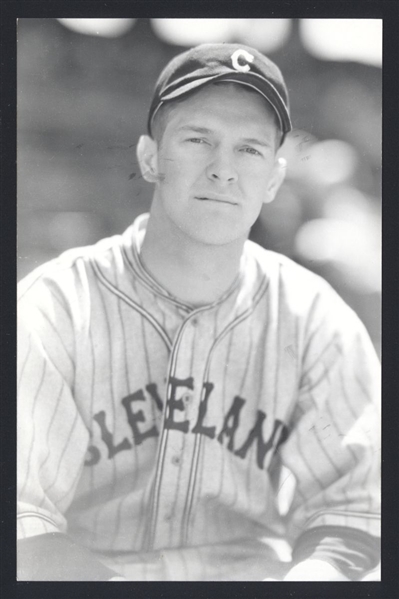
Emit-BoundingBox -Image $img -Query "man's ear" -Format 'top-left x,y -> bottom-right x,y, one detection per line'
136,135 -> 159,183
263,157 -> 287,204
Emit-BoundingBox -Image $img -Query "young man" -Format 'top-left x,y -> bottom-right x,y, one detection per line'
17,43 -> 380,581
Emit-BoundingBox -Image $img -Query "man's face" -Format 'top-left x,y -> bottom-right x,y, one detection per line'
149,83 -> 284,246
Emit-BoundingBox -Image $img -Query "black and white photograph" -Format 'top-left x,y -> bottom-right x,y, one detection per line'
15,16 -> 384,584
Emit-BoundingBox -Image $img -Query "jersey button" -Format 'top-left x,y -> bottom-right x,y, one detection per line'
171,455 -> 180,466
182,392 -> 192,404
191,318 -> 198,327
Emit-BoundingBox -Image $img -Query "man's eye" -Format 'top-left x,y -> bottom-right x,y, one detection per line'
188,138 -> 206,144
242,147 -> 262,156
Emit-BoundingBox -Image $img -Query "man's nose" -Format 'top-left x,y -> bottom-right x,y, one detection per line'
206,149 -> 238,184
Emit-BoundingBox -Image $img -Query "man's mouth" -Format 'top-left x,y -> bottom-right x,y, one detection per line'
195,196 -> 238,206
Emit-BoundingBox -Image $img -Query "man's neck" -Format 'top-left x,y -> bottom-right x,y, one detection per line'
140,212 -> 246,308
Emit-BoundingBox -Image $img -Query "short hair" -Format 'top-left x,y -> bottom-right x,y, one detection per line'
150,82 -> 283,151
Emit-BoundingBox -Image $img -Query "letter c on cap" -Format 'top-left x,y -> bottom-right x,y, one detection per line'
231,49 -> 254,73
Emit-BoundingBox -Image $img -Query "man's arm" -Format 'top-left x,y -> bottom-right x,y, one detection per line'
17,276 -> 118,581
278,284 -> 381,581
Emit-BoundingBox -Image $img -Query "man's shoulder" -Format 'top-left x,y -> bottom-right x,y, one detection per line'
245,241 -> 368,340
245,240 -> 330,292
18,228 -> 133,303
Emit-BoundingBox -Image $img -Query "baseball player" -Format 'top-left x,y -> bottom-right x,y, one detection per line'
17,43 -> 381,581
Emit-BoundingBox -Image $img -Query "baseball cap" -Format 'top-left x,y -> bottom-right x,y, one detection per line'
147,43 -> 292,143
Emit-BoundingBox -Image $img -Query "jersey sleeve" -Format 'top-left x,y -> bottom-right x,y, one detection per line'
279,284 -> 381,559
17,271 -> 90,540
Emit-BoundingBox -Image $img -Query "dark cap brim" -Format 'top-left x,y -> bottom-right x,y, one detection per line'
149,71 -> 292,138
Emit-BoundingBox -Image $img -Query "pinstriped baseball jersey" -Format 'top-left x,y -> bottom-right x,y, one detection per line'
17,213 -> 380,580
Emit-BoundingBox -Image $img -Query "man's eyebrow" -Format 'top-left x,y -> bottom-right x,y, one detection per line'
177,125 -> 213,134
241,137 -> 273,148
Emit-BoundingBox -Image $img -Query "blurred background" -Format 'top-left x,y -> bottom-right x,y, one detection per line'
17,18 -> 382,355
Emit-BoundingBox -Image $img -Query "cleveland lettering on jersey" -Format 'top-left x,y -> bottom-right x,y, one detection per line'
85,378 -> 289,471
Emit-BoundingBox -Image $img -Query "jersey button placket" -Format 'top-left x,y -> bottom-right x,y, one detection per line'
171,454 -> 181,466
155,312 -> 207,547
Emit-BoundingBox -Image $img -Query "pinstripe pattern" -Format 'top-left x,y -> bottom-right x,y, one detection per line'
43,410 -> 81,496
180,276 -> 270,545
206,328 -> 236,542
17,214 -> 380,579
91,283 -> 115,542
111,294 -> 136,550
34,305 -> 75,366
145,313 -> 195,550
92,260 -> 172,351
38,380 -> 65,476
19,360 -> 47,498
